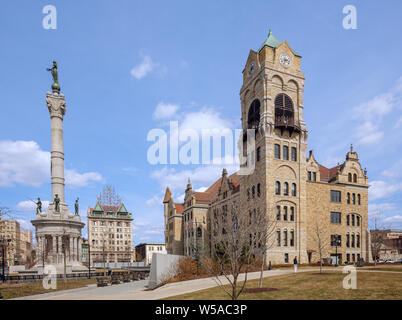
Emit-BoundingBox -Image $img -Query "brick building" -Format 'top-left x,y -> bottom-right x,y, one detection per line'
163,30 -> 371,265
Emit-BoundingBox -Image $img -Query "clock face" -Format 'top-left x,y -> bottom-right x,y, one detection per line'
248,62 -> 255,76
280,53 -> 291,67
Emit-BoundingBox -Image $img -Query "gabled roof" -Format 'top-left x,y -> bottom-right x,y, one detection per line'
118,203 -> 128,213
258,30 -> 302,57
93,202 -> 103,212
318,164 -> 340,182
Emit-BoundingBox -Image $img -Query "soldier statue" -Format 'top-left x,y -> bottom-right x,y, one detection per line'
54,194 -> 60,213
36,197 -> 42,214
75,198 -> 79,215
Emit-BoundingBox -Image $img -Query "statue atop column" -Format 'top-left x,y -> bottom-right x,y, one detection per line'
75,198 -> 79,215
47,60 -> 60,94
54,194 -> 60,213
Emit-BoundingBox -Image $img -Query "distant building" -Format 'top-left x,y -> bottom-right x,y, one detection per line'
81,239 -> 89,265
135,243 -> 166,265
20,230 -> 33,264
0,219 -> 21,266
371,229 -> 402,261
88,186 -> 133,263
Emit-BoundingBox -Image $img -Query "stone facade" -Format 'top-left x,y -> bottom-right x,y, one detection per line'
87,200 -> 133,263
163,31 -> 371,265
0,219 -> 21,266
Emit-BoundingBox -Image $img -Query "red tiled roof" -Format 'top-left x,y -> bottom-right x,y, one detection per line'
194,192 -> 214,204
318,164 -> 339,182
175,203 -> 184,213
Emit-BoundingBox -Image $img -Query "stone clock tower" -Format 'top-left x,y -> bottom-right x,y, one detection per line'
239,30 -> 308,263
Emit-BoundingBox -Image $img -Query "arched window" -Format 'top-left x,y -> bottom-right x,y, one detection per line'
353,174 -> 357,183
352,214 -> 355,226
352,193 -> 356,205
275,94 -> 294,127
357,194 -> 361,205
356,215 -> 360,226
351,233 -> 355,247
348,173 -> 352,182
248,99 -> 260,129
347,193 -> 350,204
356,234 -> 360,248
275,181 -> 281,195
276,206 -> 281,220
276,229 -> 281,246
283,182 -> 289,196
290,230 -> 295,246
252,186 -> 255,199
291,183 -> 297,196
283,146 -> 289,160
274,144 -> 281,159
257,183 -> 261,197
291,147 -> 297,161
346,233 -> 350,247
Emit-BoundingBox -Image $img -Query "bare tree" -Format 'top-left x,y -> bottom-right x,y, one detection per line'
205,201 -> 263,300
253,207 -> 277,288
313,221 -> 331,274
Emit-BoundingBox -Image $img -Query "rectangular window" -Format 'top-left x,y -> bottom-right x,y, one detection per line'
283,146 -> 289,160
257,147 -> 261,162
290,207 -> 295,221
330,190 -> 341,203
284,253 -> 289,263
283,230 -> 288,246
330,212 -> 341,224
346,234 -> 350,247
290,230 -> 294,246
276,230 -> 281,246
274,144 -> 280,159
283,207 -> 288,221
308,171 -> 311,181
331,234 -> 342,247
276,206 -> 281,221
313,172 -> 317,181
291,147 -> 297,161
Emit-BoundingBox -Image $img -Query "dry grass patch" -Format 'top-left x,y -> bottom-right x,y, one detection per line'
0,278 -> 96,300
164,271 -> 402,300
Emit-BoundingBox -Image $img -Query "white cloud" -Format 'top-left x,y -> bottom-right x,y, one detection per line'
130,55 -> 156,79
352,77 -> 402,146
153,102 -> 180,120
151,162 -> 238,195
17,200 -> 50,212
146,195 -> 163,207
0,140 -> 103,189
180,108 -> 234,135
65,169 -> 102,188
369,180 -> 402,201
16,219 -> 35,231
0,140 -> 49,187
383,215 -> 402,224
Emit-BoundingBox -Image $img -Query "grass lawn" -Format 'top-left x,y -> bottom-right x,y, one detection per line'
0,278 -> 97,300
165,271 -> 402,300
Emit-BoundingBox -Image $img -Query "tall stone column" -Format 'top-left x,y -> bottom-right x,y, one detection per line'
46,92 -> 66,204
58,236 -> 62,264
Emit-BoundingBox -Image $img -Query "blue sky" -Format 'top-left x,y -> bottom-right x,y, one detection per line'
1,0 -> 402,245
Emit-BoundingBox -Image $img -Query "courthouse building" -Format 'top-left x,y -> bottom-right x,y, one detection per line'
163,30 -> 372,265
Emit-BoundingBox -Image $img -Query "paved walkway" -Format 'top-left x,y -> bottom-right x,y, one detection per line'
12,267 -> 402,300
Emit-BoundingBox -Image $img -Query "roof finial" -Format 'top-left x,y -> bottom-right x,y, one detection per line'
350,143 -> 354,152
